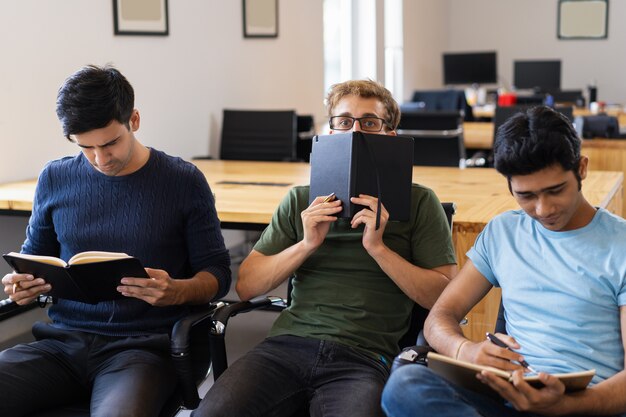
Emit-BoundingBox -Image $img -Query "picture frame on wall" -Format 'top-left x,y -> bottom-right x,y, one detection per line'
113,0 -> 169,36
558,0 -> 608,40
243,0 -> 278,38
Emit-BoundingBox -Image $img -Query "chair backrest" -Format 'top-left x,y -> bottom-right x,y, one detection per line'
398,110 -> 462,131
411,89 -> 474,121
576,114 -> 621,139
220,109 -> 297,161
411,134 -> 466,167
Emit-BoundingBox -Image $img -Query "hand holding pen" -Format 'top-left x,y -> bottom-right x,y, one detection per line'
486,332 -> 538,373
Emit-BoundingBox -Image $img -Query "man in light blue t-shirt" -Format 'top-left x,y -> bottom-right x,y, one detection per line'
382,106 -> 626,417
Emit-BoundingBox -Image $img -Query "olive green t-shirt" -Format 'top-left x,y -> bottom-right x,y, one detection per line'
254,184 -> 456,363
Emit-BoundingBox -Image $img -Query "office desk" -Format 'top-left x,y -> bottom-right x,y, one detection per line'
0,160 -> 623,341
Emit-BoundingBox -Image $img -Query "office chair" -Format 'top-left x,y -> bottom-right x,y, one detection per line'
24,302 -> 224,417
410,134 -> 467,168
220,109 -> 298,161
390,299 -> 504,373
410,90 -> 474,121
398,110 -> 462,131
397,111 -> 466,167
295,114 -> 315,162
575,114 -> 621,139
208,202 -> 457,383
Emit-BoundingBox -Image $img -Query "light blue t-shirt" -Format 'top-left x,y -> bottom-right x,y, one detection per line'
468,208 -> 626,385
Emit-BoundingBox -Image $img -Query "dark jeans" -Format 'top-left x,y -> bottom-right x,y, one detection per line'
0,322 -> 177,417
193,335 -> 389,417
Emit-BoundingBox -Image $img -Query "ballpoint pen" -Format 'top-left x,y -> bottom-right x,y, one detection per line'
486,332 -> 538,373
322,192 -> 336,203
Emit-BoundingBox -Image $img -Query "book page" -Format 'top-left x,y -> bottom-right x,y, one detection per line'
4,251 -> 67,267
68,251 -> 131,265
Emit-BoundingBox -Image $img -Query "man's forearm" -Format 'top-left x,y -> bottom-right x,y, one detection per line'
553,372 -> 626,416
236,242 -> 317,301
174,270 -> 219,304
369,244 -> 455,309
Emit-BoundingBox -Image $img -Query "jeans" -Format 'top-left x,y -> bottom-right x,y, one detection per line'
0,322 -> 177,417
193,335 -> 389,417
382,365 -> 626,417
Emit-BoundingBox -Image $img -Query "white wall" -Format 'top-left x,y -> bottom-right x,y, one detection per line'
402,0 -> 449,101
402,0 -> 626,104
0,1 -> 324,183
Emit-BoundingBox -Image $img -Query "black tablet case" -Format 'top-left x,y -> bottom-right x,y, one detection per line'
309,132 -> 414,221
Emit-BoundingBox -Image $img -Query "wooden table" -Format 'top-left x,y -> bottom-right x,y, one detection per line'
1,160 -> 623,341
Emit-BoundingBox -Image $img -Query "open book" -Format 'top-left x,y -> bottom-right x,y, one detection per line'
427,352 -> 595,398
3,251 -> 149,304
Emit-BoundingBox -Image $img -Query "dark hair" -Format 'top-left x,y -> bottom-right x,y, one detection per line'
56,64 -> 134,141
494,106 -> 582,187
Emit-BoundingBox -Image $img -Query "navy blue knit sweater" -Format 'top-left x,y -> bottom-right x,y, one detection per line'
22,148 -> 231,336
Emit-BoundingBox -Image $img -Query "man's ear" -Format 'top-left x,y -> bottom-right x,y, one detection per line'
129,109 -> 140,132
578,155 -> 589,180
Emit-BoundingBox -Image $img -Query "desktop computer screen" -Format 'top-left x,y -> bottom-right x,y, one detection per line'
443,51 -> 497,85
513,60 -> 561,92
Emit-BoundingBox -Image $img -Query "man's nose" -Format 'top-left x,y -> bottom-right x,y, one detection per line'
350,120 -> 363,132
535,195 -> 554,217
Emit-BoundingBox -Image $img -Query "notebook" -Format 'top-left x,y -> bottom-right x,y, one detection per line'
309,132 -> 414,221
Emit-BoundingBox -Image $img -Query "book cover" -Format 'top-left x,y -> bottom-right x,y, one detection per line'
3,251 -> 149,304
309,132 -> 414,221
427,352 -> 595,398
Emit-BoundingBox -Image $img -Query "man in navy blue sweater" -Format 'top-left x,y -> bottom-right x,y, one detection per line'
0,65 -> 231,416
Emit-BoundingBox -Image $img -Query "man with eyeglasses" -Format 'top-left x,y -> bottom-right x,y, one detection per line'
193,79 -> 457,417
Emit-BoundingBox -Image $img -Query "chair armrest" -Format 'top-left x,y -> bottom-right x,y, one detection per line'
390,345 -> 433,374
209,296 -> 286,381
170,302 -> 225,409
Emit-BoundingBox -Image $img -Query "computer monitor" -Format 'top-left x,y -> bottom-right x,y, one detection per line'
443,51 -> 497,85
513,60 -> 561,92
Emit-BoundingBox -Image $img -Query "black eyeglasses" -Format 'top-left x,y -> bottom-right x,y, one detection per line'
329,116 -> 391,133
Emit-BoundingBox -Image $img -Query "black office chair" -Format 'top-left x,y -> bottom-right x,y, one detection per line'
23,302 -> 224,417
207,202 -> 457,383
390,300 -> 504,373
411,90 -> 474,121
295,114 -> 315,162
220,109 -> 298,161
410,134 -> 466,168
398,110 -> 462,131
397,111 -> 466,168
575,114 -> 621,139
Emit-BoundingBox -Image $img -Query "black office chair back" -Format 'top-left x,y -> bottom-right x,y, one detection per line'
398,110 -> 462,131
220,109 -> 298,161
411,89 -> 474,121
410,135 -> 466,167
575,115 -> 621,139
